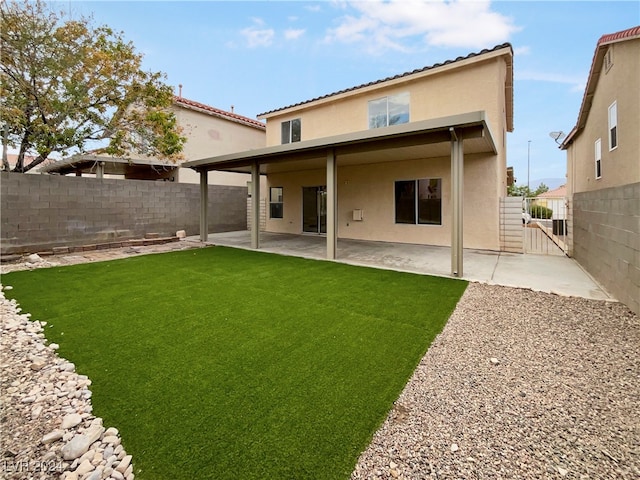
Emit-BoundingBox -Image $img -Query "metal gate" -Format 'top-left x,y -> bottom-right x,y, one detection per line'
523,197 -> 569,256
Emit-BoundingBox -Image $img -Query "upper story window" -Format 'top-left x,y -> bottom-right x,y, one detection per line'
281,119 -> 301,144
608,101 -> 617,150
368,92 -> 410,129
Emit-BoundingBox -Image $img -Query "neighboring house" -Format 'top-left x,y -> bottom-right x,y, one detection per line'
561,25 -> 640,314
171,96 -> 266,186
2,153 -> 43,173
185,43 -> 514,277
41,96 -> 266,186
536,184 -> 567,221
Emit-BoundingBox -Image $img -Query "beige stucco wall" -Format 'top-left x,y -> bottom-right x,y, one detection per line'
258,50 -> 510,249
262,52 -> 510,199
567,39 -> 640,195
265,153 -> 500,250
174,106 -> 265,186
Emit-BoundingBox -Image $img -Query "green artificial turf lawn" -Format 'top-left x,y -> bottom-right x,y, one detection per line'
3,246 -> 467,479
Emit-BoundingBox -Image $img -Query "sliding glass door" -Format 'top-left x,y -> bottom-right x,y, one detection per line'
302,186 -> 327,234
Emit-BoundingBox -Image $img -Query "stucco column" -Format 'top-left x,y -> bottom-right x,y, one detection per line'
326,149 -> 337,260
450,129 -> 464,277
251,161 -> 260,249
96,161 -> 105,179
199,170 -> 208,242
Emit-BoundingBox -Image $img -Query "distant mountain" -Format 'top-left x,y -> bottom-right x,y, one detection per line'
529,178 -> 565,190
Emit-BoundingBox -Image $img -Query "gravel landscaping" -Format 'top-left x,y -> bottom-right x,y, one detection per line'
1,247 -> 638,479
352,283 -> 639,479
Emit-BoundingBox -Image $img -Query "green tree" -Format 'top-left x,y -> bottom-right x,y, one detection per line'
507,182 -> 549,197
0,0 -> 185,173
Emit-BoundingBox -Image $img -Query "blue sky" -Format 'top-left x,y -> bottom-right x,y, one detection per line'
66,0 -> 639,188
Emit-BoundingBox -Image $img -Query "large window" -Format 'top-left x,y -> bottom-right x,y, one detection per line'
270,187 -> 283,218
595,138 -> 602,179
608,101 -> 617,150
281,119 -> 301,144
368,92 -> 410,129
395,178 -> 442,225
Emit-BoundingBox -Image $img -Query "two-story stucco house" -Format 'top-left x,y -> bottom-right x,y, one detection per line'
185,43 -> 514,277
561,26 -> 640,314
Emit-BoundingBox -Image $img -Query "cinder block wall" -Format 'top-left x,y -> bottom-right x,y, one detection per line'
573,182 -> 640,314
0,172 -> 247,254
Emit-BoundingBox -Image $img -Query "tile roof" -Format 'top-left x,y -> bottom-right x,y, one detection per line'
173,96 -> 265,130
257,43 -> 513,118
598,25 -> 640,45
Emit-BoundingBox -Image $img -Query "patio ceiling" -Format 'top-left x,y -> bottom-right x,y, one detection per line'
183,111 -> 497,175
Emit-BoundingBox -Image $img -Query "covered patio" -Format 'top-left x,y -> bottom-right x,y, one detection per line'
184,111 -> 497,278
199,230 -> 612,301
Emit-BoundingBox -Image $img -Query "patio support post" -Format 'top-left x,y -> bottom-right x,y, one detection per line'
326,148 -> 337,260
251,160 -> 260,249
199,169 -> 208,242
96,161 -> 105,179
450,128 -> 464,277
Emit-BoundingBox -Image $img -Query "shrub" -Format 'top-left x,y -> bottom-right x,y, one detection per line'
530,204 -> 553,219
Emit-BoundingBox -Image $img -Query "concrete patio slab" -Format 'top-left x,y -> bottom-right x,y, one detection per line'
199,231 -> 613,301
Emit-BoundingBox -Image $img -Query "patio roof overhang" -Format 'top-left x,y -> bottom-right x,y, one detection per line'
40,154 -> 178,179
183,111 -> 497,174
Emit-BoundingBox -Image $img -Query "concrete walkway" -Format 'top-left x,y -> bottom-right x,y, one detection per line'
200,231 -> 613,301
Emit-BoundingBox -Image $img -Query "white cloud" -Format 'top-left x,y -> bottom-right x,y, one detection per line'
241,18 -> 275,47
516,70 -> 586,92
326,0 -> 520,53
285,29 -> 306,41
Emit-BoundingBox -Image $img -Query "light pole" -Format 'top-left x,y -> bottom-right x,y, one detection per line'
527,140 -> 531,195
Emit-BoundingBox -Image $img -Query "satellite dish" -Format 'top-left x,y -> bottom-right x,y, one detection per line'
549,131 -> 566,144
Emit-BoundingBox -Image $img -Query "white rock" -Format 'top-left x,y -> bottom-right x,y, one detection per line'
558,466 -> 569,476
102,435 -> 120,445
49,342 -> 60,350
30,356 -> 47,371
75,458 -> 93,476
110,471 -> 124,480
31,405 -> 43,418
3,285 -> 13,290
84,466 -> 103,480
104,427 -> 119,437
103,446 -> 114,460
42,429 -> 64,444
115,454 -> 132,474
62,413 -> 83,429
489,357 -> 500,365
451,443 -> 459,452
176,229 -> 187,238
85,424 -> 105,444
62,434 -> 92,460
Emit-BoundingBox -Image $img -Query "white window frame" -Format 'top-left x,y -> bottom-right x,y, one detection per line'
368,92 -> 410,129
595,138 -> 602,180
608,101 -> 617,151
281,119 -> 301,144
269,187 -> 283,219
